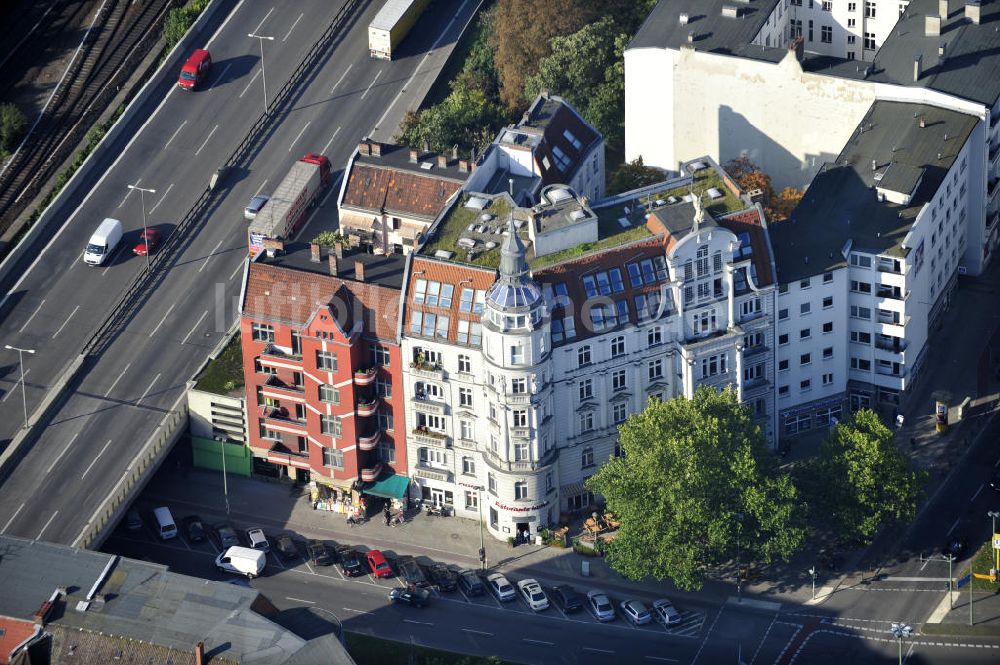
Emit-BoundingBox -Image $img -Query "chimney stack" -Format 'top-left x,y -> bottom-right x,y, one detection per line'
939,0 -> 950,19
452,144 -> 459,160
913,54 -> 923,81
310,242 -> 321,263
925,14 -> 941,35
370,142 -> 382,157
458,159 -> 469,173
965,0 -> 981,24
195,642 -> 205,665
354,260 -> 365,282
437,153 -> 448,168
409,148 -> 418,163
334,241 -> 344,259
679,12 -> 689,25
358,141 -> 371,156
919,115 -> 926,128
939,42 -> 947,61
329,253 -> 339,276
687,30 -> 695,43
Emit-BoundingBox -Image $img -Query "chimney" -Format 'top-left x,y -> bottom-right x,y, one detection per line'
422,139 -> 430,153
409,148 -> 418,163
195,642 -> 205,665
452,144 -> 459,160
334,241 -> 344,259
919,115 -> 926,128
965,0 -> 981,24
34,600 -> 55,624
310,242 -> 321,263
262,237 -> 284,256
358,141 -> 371,157
458,159 -> 469,173
679,12 -> 689,25
370,141 -> 382,157
939,0 -> 950,19
354,260 -> 365,282
913,54 -> 922,81
789,37 -> 804,62
925,14 -> 941,35
687,30 -> 695,43
437,153 -> 448,168
329,253 -> 339,276
939,42 -> 947,62
871,159 -> 878,172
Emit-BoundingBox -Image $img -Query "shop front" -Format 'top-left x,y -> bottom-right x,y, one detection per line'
487,498 -> 553,543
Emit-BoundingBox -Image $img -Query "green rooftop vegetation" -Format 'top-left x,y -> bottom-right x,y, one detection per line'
626,168 -> 745,218
194,333 -> 245,396
420,195 -> 515,270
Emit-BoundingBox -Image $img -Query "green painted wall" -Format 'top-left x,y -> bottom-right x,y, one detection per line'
192,436 -> 252,476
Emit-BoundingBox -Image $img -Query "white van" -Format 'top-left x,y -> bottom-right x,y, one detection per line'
216,546 -> 267,578
83,218 -> 123,265
153,506 -> 177,540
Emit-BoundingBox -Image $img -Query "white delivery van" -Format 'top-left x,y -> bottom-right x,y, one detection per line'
216,546 -> 267,578
153,506 -> 177,540
83,217 -> 123,265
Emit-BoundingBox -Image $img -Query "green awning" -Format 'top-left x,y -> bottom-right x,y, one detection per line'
362,473 -> 409,499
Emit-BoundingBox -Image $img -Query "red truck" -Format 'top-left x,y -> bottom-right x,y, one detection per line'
248,153 -> 332,255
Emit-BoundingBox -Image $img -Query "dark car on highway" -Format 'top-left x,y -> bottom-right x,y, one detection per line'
181,515 -> 206,543
427,564 -> 458,592
389,586 -> 431,607
338,546 -> 364,577
551,585 -> 583,613
457,569 -> 485,596
307,540 -> 333,566
943,536 -> 967,559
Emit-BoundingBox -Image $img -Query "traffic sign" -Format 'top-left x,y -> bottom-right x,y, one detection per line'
992,533 -> 1000,550
957,573 -> 972,588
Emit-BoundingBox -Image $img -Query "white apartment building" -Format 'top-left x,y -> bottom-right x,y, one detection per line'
400,160 -> 777,541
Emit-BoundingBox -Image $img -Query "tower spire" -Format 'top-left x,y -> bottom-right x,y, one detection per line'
498,214 -> 528,284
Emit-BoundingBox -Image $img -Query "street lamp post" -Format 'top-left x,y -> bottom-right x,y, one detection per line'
214,436 -> 230,517
248,33 -> 274,115
809,566 -> 817,600
476,485 -> 487,570
946,553 -> 955,609
127,183 -> 156,270
4,344 -> 35,429
888,623 -> 912,665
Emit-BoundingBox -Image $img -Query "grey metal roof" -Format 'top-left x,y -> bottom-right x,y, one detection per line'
630,0 -> 783,58
770,100 -> 978,284
878,163 -> 925,196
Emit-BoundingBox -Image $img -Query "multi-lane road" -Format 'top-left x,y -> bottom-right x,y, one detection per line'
0,0 -> 476,545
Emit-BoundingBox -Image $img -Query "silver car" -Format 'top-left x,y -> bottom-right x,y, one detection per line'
652,598 -> 682,626
244,193 -> 269,220
586,589 -> 615,621
620,599 -> 652,625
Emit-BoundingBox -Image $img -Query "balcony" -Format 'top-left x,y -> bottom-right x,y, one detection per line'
409,360 -> 445,380
411,428 -> 451,447
354,367 -> 378,386
261,344 -> 302,363
360,463 -> 383,483
742,376 -> 770,391
411,394 -> 447,415
875,336 -> 907,353
357,430 -> 382,451
262,375 -> 304,397
356,397 -> 380,417
877,257 -> 903,274
414,464 -> 451,483
260,405 -> 306,430
743,344 -> 769,359
876,286 -> 908,301
482,447 -> 556,473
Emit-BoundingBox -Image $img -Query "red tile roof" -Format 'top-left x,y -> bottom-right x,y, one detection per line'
0,616 -> 35,665
342,163 -> 463,221
718,207 -> 775,287
243,263 -> 400,341
403,258 -> 495,342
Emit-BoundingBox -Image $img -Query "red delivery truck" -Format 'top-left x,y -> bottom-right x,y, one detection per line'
248,153 -> 331,255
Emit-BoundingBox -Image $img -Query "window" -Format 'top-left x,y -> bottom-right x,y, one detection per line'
778,308 -> 789,320
647,327 -> 663,347
457,354 -> 471,373
743,363 -> 763,383
778,359 -> 789,371
864,32 -> 875,50
800,278 -> 811,289
701,353 -> 728,377
779,333 -> 789,345
583,268 -> 625,296
579,412 -> 595,433
611,336 -> 626,357
800,303 -> 811,315
848,19 -> 856,29
823,321 -> 834,333
800,353 -> 812,366
514,481 -> 528,501
864,0 -> 875,17
850,330 -> 872,344
823,347 -> 834,359
465,490 -> 478,510
321,415 -> 341,437
513,410 -> 528,428
744,331 -> 764,351
370,344 -> 390,367
457,320 -> 483,346
821,25 -> 832,43
808,19 -> 813,42
514,442 -> 529,462
791,18 -> 802,38
823,373 -> 834,386
316,351 -> 337,371
823,272 -> 834,284
379,438 -> 395,464
800,379 -> 811,391
488,473 -> 497,495
579,379 -> 594,401
319,385 -> 339,404
692,310 -> 717,335
375,377 -> 391,398
322,448 -> 344,469
850,305 -> 871,320
578,346 -> 592,367
823,296 -> 833,309
740,298 -> 761,318
613,402 -> 627,424
778,385 -> 790,397
612,369 -> 627,391
459,387 -> 473,408
252,323 -> 274,342
582,446 -> 594,468
626,257 -> 668,287
800,328 -> 811,340
851,357 -> 872,371
460,419 -> 473,441
822,0 -> 832,9
413,280 -> 453,307
551,316 -> 576,343
648,359 -> 664,381
635,291 -> 662,321
848,1 -> 856,10
850,280 -> 872,294
378,410 -> 394,431
511,345 -> 525,365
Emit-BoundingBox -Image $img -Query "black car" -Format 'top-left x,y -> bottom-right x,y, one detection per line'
551,585 -> 583,613
428,563 -> 458,592
338,547 -> 364,577
307,540 -> 333,566
181,515 -> 206,543
943,536 -> 967,559
457,569 -> 485,596
389,586 -> 431,607
125,509 -> 143,532
396,556 -> 429,588
275,534 -> 299,561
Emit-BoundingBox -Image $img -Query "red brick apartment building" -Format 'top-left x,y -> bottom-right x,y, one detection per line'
239,246 -> 408,502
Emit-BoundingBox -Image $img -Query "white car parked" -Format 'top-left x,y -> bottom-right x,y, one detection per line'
652,598 -> 682,626
517,579 -> 549,611
486,573 -> 516,602
586,589 -> 615,621
246,527 -> 269,553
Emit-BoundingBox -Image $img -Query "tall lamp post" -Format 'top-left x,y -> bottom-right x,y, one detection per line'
476,485 -> 487,570
808,566 -> 817,600
248,33 -> 274,115
127,183 -> 156,270
888,622 -> 911,665
4,344 -> 34,429
214,435 -> 230,517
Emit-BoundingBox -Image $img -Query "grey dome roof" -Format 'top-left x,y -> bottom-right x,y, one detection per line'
487,216 -> 542,311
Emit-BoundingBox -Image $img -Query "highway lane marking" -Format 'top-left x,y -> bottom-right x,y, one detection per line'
341,607 -> 369,614
1,503 -> 25,533
403,619 -> 433,626
946,517 -> 960,536
229,259 -> 245,281
288,120 -> 311,152
886,577 -> 951,582
286,597 -> 314,604
151,303 -> 177,337
360,70 -> 383,101
52,305 -> 79,338
81,439 -> 113,479
461,629 -> 492,637
252,7 -> 275,35
164,121 -> 187,149
253,179 -> 268,196
104,362 -> 131,397
522,639 -> 553,646
182,310 -> 209,345
582,647 -> 615,654
198,239 -> 225,273
321,126 -> 341,156
970,484 -> 984,502
205,0 -> 244,47
690,604 -> 726,665
371,0 -> 471,134
239,69 -> 261,98
118,178 -> 140,208
46,432 -> 80,474
136,373 -> 161,406
210,62 -> 233,88
329,63 -> 353,95
1,369 -> 29,402
37,511 -> 59,540
644,658 -> 678,663
18,298 -> 45,332
195,124 -> 219,156
148,183 -> 174,214
282,12 -> 303,42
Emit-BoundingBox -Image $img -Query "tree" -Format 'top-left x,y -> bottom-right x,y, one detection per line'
607,156 -> 664,195
772,186 -> 805,221
587,386 -> 805,591
816,409 -> 926,545
0,102 -> 27,154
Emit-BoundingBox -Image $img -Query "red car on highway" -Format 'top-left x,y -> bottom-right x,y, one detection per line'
133,228 -> 161,256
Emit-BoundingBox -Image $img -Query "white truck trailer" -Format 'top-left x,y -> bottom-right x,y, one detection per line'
368,0 -> 431,60
248,153 -> 331,256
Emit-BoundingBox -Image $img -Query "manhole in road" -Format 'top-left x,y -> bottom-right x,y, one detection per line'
450,533 -> 460,540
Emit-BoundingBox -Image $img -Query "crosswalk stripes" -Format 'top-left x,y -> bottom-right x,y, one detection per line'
662,609 -> 707,638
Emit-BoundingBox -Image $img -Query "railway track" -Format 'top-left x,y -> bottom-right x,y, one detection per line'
0,0 -> 174,242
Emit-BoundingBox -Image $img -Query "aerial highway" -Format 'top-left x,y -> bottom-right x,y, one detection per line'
0,0 -> 476,545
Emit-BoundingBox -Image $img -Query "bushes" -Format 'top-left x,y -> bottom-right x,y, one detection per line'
0,103 -> 27,158
163,0 -> 211,51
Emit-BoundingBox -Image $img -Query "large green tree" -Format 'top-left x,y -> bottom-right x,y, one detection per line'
587,386 -> 805,591
816,409 -> 926,545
